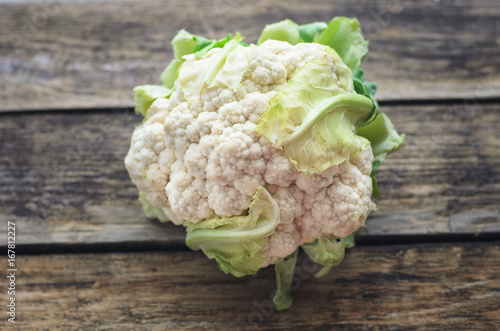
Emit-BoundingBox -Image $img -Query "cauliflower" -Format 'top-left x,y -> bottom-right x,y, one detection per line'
125,17 -> 404,311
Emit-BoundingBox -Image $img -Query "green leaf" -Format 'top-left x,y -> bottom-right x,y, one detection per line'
301,234 -> 355,278
194,32 -> 245,58
133,84 -> 172,117
184,187 -> 281,278
315,17 -> 369,71
192,35 -> 214,54
352,68 -> 402,198
273,250 -> 298,311
160,30 -> 198,87
256,58 -> 374,173
357,112 -> 405,197
353,68 -> 379,114
298,21 -> 328,42
370,160 -> 382,199
160,59 -> 183,89
171,29 -> 198,59
257,19 -> 302,45
357,112 -> 405,169
139,192 -> 169,223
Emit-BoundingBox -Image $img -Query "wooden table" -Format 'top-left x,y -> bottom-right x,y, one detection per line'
1,0 -> 499,329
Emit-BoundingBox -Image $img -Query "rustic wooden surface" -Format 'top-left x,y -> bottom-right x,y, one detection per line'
1,242 -> 498,330
1,0 -> 500,111
1,0 -> 500,329
1,103 -> 499,247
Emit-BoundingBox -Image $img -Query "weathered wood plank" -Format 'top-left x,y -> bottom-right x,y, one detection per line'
0,102 -> 499,247
2,242 -> 499,329
1,0 -> 499,111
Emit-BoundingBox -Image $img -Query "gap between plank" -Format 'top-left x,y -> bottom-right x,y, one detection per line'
2,97 -> 500,116
12,233 -> 500,256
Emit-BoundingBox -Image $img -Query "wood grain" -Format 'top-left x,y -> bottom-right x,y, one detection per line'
1,0 -> 500,111
0,102 -> 499,247
1,242 -> 499,330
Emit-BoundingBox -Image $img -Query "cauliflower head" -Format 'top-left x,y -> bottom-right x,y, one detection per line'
125,17 -> 404,311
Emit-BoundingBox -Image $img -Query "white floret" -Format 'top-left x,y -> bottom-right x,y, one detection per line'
165,167 -> 213,221
202,87 -> 236,113
296,148 -> 374,244
259,40 -> 338,80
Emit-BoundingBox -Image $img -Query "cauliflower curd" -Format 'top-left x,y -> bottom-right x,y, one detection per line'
125,17 -> 404,310
126,40 -> 373,266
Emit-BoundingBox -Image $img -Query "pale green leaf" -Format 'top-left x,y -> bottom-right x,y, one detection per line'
185,187 -> 280,277
257,58 -> 374,173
